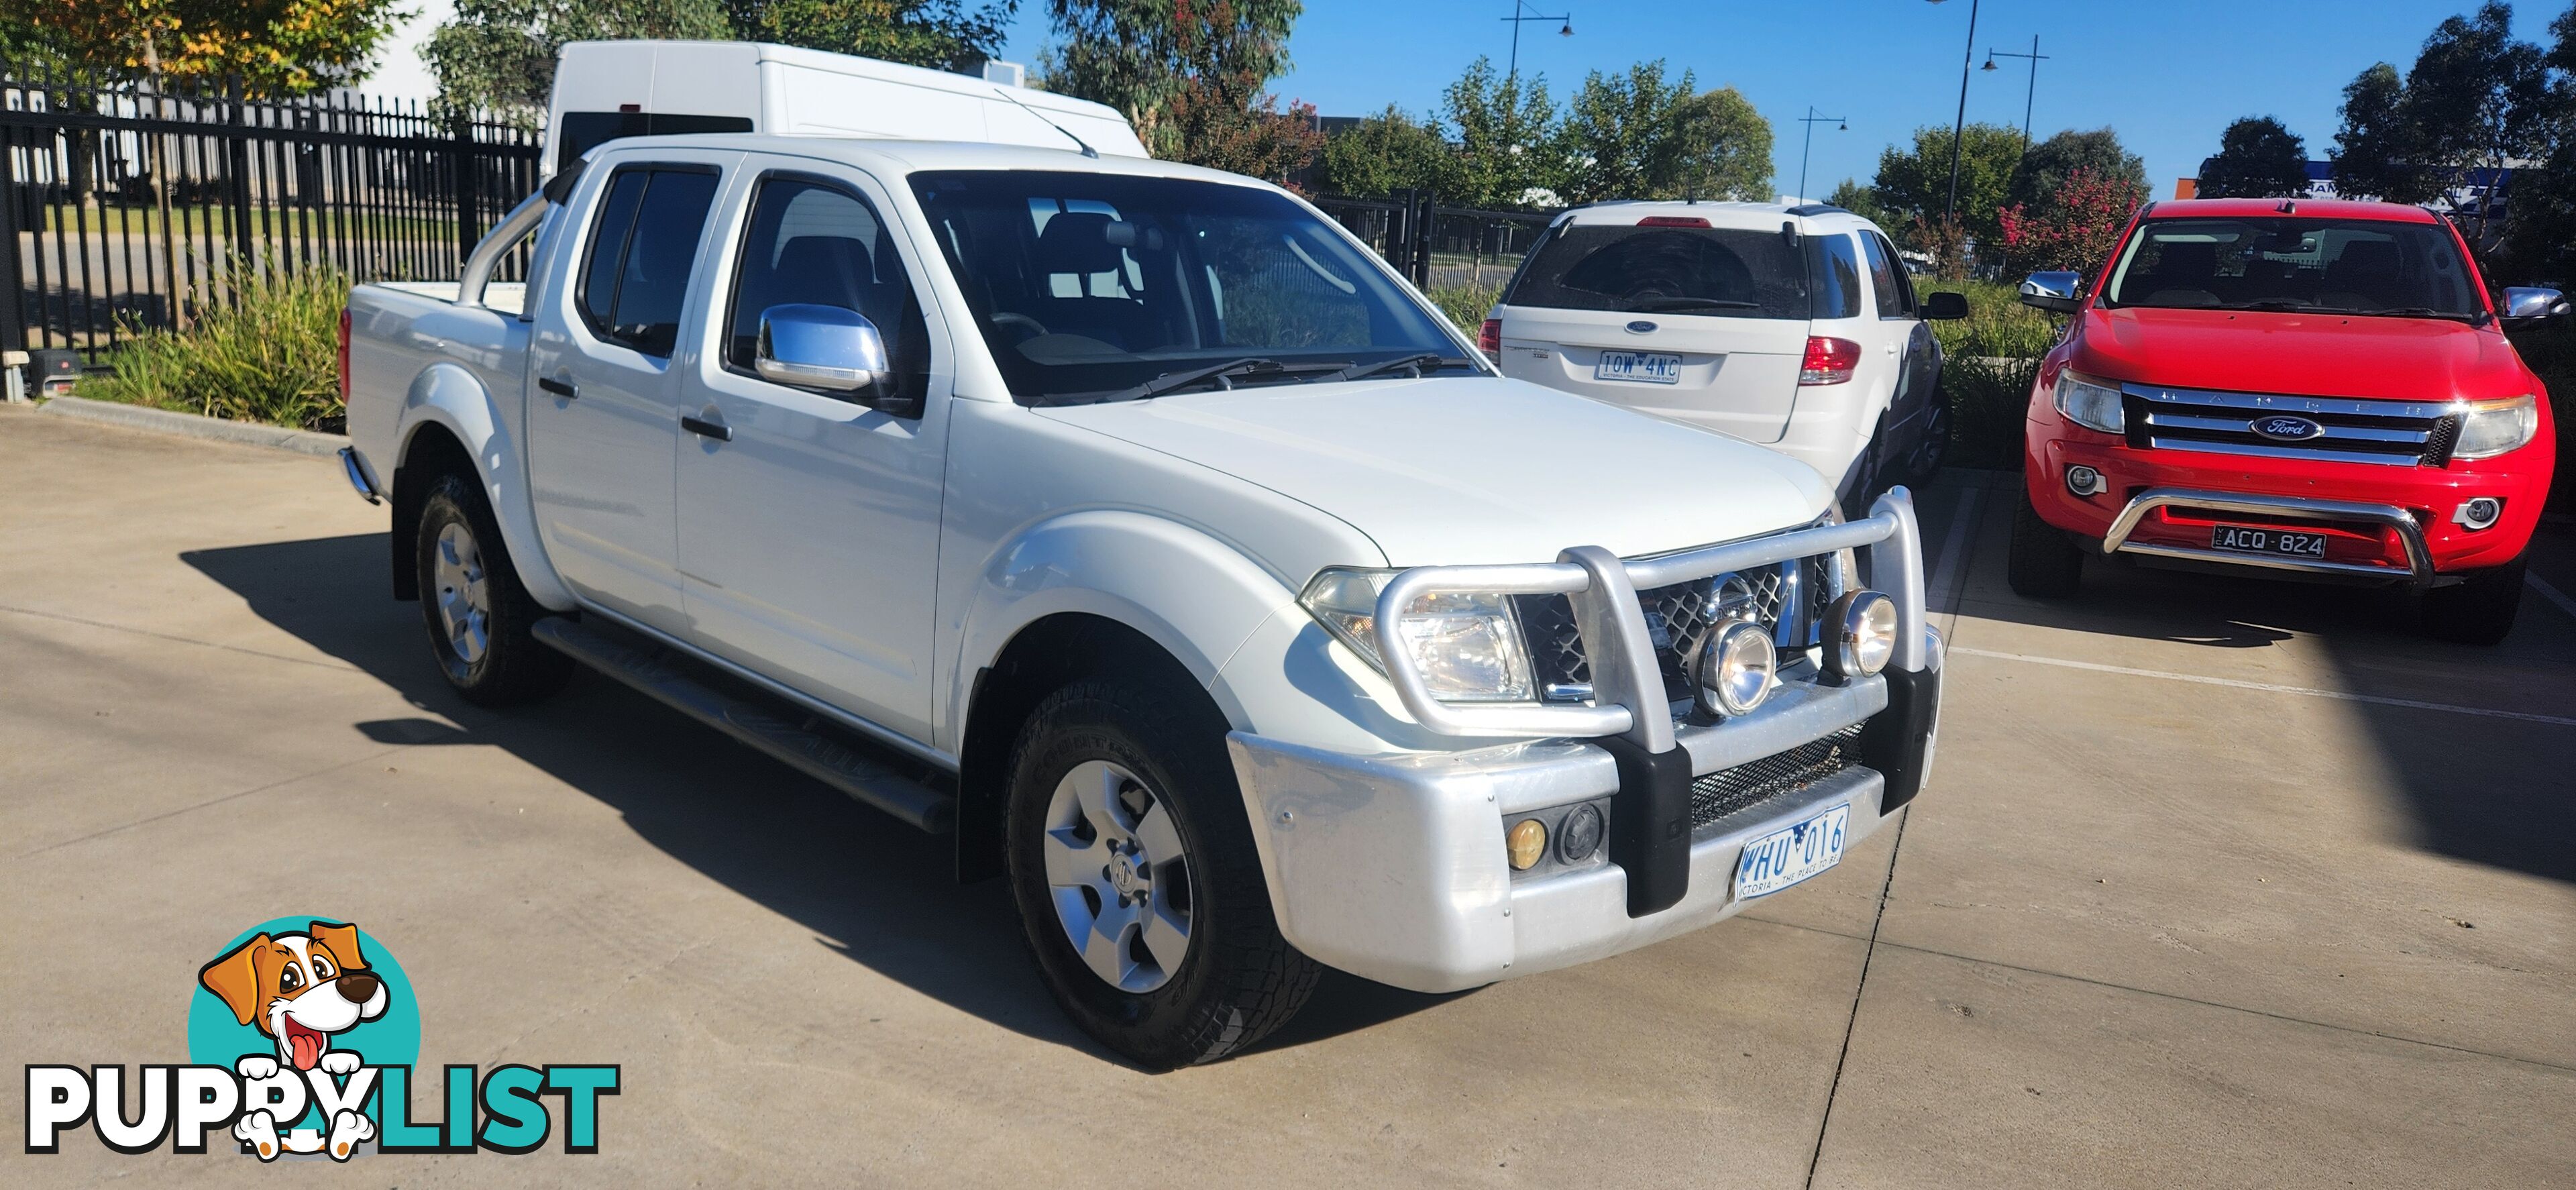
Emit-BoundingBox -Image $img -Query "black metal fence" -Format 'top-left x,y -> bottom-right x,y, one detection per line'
1,64 -> 542,364
1310,190 -> 1556,292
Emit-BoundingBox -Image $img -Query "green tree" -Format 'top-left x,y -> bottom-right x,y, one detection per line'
1825,178 -> 1891,226
1163,79 -> 1321,182
2330,61 -> 2429,201
26,0 -> 406,95
1041,0 -> 1299,156
1318,105 -> 1458,198
427,0 -> 730,125
2007,127 -> 2144,213
1665,85 -> 1770,201
721,1 -> 1016,72
1442,56 -> 1563,208
2502,3 -> 2576,282
2399,2 -> 2549,240
2197,117 -> 2310,198
1872,121 -> 2023,255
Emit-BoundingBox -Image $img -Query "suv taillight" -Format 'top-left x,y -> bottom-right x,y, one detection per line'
337,307 -> 352,404
1799,336 -> 1860,385
1478,318 -> 1501,358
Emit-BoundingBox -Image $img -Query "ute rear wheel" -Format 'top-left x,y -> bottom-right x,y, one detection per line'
1004,678 -> 1317,1069
2420,554 -> 2526,645
415,472 -> 572,706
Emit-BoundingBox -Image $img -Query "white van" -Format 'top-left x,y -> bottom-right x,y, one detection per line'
540,40 -> 1149,174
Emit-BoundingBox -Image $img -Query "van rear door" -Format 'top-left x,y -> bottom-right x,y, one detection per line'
1495,215 -> 1810,443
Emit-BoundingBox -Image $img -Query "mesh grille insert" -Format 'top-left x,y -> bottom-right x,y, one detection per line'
1689,725 -> 1864,830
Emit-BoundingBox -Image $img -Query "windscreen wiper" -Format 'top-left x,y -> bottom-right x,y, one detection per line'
1083,357 -> 1349,405
1624,296 -> 1762,312
1326,353 -> 1472,382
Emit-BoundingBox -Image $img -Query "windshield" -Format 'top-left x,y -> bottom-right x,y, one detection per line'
908,171 -> 1468,404
2100,217 -> 2482,319
1504,221 -> 1810,319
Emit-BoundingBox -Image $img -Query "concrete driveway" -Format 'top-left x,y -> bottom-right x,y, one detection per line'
3,404 -> 2569,1187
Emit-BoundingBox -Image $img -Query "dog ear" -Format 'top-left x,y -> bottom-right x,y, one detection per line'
199,934 -> 272,1026
309,921 -> 368,972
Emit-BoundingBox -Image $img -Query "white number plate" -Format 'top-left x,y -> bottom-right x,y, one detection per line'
1595,350 -> 1681,384
1733,804 -> 1849,900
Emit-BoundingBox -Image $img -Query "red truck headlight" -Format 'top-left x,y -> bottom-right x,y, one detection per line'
2450,394 -> 2538,460
2053,370 -> 2125,435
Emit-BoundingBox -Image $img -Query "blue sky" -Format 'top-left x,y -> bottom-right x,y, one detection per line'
991,0 -> 2570,201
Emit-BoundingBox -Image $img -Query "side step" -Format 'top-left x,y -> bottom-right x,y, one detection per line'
532,616 -> 956,833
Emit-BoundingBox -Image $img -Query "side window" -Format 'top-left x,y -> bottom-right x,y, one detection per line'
574,166 -> 720,358
726,174 -> 932,411
1808,232 -> 1864,319
1860,231 -> 1909,319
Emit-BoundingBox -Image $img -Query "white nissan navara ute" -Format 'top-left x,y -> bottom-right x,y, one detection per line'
337,132 -> 1944,1068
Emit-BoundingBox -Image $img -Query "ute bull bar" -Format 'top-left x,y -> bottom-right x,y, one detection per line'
1371,487 -> 1929,751
1368,488 -> 1939,920
2101,487 -> 2434,585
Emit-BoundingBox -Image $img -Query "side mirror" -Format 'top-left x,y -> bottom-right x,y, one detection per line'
2498,286 -> 2570,327
757,303 -> 905,410
2019,271 -> 2084,315
1921,291 -> 1970,321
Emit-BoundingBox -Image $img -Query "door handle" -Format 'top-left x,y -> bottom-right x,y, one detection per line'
537,376 -> 577,399
680,414 -> 733,442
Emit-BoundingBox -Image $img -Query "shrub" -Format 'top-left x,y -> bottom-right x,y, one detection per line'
1941,354 -> 2040,471
1425,280 -> 1503,340
78,261 -> 348,432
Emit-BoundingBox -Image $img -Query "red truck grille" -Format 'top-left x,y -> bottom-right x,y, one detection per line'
2123,384 -> 2455,467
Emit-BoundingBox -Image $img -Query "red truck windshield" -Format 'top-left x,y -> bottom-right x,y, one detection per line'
2100,217 -> 2483,321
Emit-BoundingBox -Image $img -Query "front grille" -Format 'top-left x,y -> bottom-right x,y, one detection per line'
1690,725 -> 1864,830
1516,555 -> 1837,704
2124,384 -> 2455,467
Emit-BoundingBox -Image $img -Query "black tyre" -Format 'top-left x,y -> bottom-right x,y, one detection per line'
415,472 -> 573,706
1004,678 -> 1318,1069
2420,554 -> 2526,645
1841,417 -> 1890,517
2006,487 -> 2086,598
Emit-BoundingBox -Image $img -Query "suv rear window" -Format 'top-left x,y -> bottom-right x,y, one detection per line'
1506,220 -> 1808,319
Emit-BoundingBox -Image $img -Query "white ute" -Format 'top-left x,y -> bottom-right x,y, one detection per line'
337,45 -> 1944,1068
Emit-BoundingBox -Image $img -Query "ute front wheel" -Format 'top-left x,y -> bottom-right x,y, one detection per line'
2420,554 -> 2526,645
1004,679 -> 1317,1069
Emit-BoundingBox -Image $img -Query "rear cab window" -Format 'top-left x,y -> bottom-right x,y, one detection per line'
1505,217 -> 1809,319
576,165 -> 723,357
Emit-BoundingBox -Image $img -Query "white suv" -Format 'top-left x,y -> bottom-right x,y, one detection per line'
1482,201 -> 1968,500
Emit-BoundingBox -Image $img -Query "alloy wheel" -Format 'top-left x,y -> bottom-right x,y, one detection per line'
1040,759 -> 1195,992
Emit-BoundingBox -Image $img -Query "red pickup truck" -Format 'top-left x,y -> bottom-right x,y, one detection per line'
2008,197 -> 2563,644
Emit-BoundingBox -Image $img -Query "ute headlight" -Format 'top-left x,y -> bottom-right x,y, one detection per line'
2053,370 -> 2126,435
2451,394 -> 2538,460
1825,590 -> 1898,680
1300,568 -> 1534,702
1698,620 -> 1777,716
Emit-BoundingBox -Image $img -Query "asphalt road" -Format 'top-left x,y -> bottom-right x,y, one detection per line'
3,403 -> 2570,1187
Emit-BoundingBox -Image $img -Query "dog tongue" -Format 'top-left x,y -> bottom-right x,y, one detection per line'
289,1032 -> 321,1071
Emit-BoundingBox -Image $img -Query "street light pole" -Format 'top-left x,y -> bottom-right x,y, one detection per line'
1933,0 -> 1981,225
1984,35 -> 2050,156
1796,107 -> 1846,203
1501,1 -> 1573,85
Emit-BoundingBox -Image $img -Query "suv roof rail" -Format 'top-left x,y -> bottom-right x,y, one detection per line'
1784,203 -> 1848,217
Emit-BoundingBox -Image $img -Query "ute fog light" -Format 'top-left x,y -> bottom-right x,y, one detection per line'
1699,620 -> 1777,716
1507,819 -> 1548,870
2065,464 -> 2107,497
1824,590 -> 1898,680
1558,803 -> 1604,863
2453,497 -> 2503,531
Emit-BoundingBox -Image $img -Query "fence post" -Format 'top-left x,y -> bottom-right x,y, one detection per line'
1409,193 -> 1434,288
0,117 -> 25,358
449,114 -> 478,266
225,78 -> 254,281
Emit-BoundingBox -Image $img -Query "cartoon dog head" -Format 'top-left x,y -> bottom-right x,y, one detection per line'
198,921 -> 389,1072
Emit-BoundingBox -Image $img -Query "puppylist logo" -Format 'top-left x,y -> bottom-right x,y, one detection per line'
24,917 -> 619,1161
